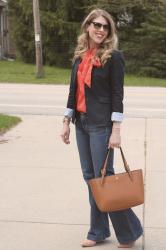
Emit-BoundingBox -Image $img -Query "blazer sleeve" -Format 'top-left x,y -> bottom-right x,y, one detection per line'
66,62 -> 76,110
109,50 -> 124,114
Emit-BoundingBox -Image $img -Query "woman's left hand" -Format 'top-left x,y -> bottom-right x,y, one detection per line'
108,122 -> 121,149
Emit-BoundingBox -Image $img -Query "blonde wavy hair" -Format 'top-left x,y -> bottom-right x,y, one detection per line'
73,9 -> 118,65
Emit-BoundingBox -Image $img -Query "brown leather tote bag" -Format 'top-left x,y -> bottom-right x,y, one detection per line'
88,147 -> 144,212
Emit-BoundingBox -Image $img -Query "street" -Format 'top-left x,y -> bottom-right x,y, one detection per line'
0,84 -> 166,118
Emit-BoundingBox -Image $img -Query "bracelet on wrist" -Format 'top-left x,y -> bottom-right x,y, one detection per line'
63,116 -> 71,125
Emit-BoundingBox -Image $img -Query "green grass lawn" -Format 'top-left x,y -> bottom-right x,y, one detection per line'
125,74 -> 166,87
0,114 -> 21,134
0,60 -> 165,87
0,60 -> 70,84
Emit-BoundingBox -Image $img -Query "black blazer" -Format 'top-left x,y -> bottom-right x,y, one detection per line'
66,50 -> 124,126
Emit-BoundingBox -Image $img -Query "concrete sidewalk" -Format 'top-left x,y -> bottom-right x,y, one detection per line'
0,114 -> 165,250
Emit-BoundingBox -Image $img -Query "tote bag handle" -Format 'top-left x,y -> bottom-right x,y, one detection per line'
101,147 -> 132,184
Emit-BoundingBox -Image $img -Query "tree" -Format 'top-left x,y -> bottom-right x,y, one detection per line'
92,0 -> 166,77
8,0 -> 166,77
8,0 -> 85,66
8,0 -> 35,63
117,0 -> 166,77
135,1 -> 166,77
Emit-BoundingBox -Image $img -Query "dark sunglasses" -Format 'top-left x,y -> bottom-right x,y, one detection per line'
91,21 -> 109,31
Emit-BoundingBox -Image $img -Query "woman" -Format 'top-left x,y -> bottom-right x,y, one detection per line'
61,9 -> 143,248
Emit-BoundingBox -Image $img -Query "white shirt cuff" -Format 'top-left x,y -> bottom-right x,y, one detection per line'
111,112 -> 123,122
64,108 -> 74,118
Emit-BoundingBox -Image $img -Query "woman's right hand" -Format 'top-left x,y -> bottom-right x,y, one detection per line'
60,123 -> 70,144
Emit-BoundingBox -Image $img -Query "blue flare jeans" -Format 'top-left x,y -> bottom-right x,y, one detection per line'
75,113 -> 143,243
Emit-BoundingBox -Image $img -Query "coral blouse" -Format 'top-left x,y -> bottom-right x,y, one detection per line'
76,49 -> 101,113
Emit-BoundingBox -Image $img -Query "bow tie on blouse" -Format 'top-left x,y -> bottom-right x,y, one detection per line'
78,49 -> 101,88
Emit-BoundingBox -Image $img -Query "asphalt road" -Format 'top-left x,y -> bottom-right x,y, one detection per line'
0,84 -> 166,118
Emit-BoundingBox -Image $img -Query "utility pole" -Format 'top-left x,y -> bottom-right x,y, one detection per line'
33,0 -> 44,78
